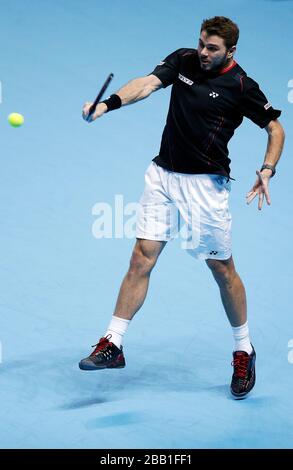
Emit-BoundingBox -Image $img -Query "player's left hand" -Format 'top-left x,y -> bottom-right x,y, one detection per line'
246,170 -> 271,210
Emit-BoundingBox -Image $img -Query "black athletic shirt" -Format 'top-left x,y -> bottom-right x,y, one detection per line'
149,48 -> 281,177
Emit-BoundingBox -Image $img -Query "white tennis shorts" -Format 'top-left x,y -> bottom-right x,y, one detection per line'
136,162 -> 232,260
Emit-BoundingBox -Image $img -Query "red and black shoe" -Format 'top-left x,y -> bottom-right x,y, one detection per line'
79,334 -> 126,370
230,345 -> 256,398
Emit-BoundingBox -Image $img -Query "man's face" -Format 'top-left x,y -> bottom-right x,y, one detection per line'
198,30 -> 233,72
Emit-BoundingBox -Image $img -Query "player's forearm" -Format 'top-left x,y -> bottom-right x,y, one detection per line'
263,122 -> 285,168
84,76 -> 160,120
115,77 -> 154,106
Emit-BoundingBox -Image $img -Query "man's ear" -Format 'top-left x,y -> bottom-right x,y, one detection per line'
228,45 -> 236,58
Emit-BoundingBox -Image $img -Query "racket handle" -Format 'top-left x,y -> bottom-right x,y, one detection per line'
88,73 -> 114,118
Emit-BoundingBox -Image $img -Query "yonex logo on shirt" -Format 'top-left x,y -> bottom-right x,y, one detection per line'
178,73 -> 194,85
264,102 -> 272,110
158,61 -> 165,66
209,92 -> 219,98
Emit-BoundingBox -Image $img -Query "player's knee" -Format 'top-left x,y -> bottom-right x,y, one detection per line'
129,246 -> 158,276
206,258 -> 236,287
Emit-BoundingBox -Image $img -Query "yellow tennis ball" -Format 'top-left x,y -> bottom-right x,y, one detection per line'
8,113 -> 24,127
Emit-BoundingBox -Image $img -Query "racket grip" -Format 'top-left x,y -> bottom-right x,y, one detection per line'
88,103 -> 98,118
87,73 -> 114,119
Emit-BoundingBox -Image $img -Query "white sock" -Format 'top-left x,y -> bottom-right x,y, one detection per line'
105,315 -> 130,349
232,320 -> 253,355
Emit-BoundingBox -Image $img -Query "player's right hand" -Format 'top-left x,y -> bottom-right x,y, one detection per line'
82,102 -> 108,123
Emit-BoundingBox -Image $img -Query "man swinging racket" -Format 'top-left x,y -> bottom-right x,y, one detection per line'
80,16 -> 285,398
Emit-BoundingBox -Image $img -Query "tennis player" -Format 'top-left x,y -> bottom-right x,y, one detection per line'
80,16 -> 285,398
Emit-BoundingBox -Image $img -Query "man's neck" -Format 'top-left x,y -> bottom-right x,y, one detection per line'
204,58 -> 236,77
219,58 -> 236,73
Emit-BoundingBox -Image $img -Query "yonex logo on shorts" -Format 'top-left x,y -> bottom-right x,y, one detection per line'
209,92 -> 219,98
158,61 -> 165,66
178,73 -> 194,86
209,251 -> 218,255
264,102 -> 272,110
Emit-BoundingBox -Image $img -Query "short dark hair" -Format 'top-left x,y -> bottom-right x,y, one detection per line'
200,16 -> 239,49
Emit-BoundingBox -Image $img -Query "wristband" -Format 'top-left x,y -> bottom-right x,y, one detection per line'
102,94 -> 122,112
260,163 -> 276,177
